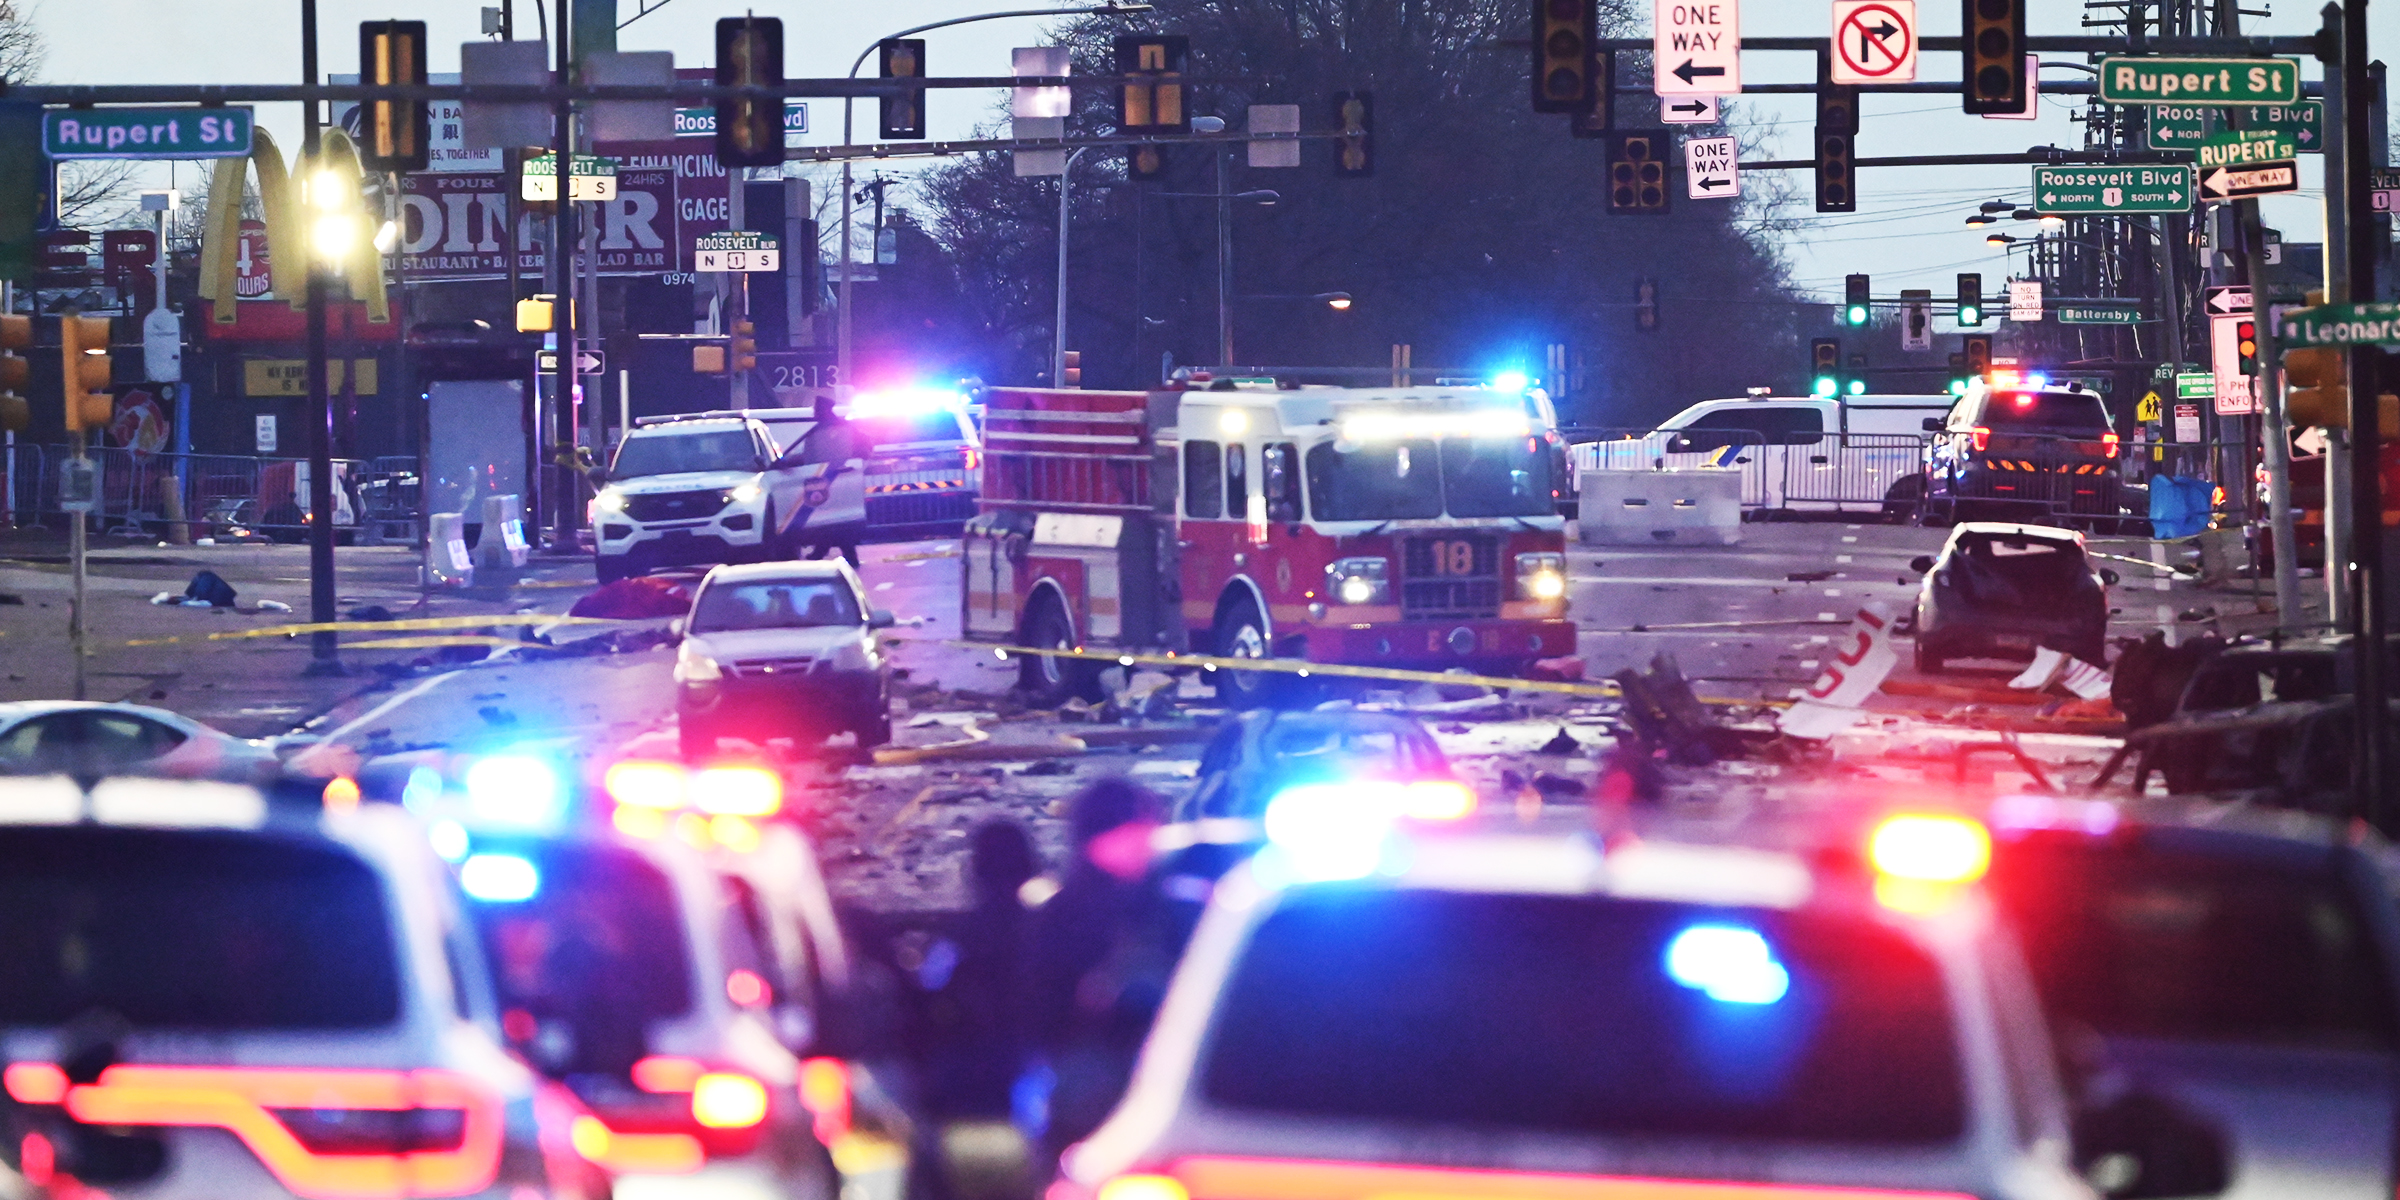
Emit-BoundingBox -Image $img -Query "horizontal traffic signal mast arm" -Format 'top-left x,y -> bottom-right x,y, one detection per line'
2,76 -> 1133,105
1746,148 -> 2193,170
1588,34 -> 2326,54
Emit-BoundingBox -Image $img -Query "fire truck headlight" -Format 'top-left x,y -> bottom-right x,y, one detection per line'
1515,552 -> 1567,601
1325,557 -> 1390,606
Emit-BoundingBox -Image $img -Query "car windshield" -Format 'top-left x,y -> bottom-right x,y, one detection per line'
466,843 -> 692,1076
1984,391 -> 2110,432
0,826 -> 401,1030
612,428 -> 758,478
1990,833 -> 2398,1051
692,578 -> 861,632
1202,889 -> 1964,1144
1305,435 -> 1553,521
1949,534 -> 2089,608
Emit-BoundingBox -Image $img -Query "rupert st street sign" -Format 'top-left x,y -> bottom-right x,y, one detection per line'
2096,56 -> 2300,105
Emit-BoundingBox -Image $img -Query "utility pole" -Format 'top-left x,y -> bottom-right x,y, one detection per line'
2340,0 -> 2392,819
301,0 -> 340,674
548,0 -> 578,548
2324,6 -> 2354,630
1216,145 -> 1233,366
2239,195 -> 2305,634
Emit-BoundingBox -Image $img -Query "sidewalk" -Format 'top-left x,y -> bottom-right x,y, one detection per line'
0,528 -> 606,738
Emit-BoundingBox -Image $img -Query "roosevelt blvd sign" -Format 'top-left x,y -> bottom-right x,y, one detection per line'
2096,56 -> 2300,105
2032,164 -> 2194,215
2278,302 -> 2400,347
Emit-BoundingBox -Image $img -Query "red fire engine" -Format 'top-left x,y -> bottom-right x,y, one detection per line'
963,379 -> 1574,705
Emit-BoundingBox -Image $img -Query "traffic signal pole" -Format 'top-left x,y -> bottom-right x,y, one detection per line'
549,0 -> 578,549
301,0 -> 340,674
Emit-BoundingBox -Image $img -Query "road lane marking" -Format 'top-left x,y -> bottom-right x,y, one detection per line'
317,669 -> 468,745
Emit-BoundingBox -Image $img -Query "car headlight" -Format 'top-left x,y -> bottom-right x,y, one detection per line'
727,482 -> 762,504
595,488 -> 627,514
1515,552 -> 1566,601
1324,557 -> 1390,606
675,643 -> 722,683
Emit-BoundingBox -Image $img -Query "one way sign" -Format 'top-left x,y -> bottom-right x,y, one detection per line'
1653,0 -> 1740,96
1684,135 -> 1739,199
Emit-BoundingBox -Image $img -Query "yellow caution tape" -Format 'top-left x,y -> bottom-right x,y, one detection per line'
125,612 -> 633,647
344,635 -> 533,650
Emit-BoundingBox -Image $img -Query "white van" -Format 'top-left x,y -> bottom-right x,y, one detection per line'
1575,394 -> 1947,517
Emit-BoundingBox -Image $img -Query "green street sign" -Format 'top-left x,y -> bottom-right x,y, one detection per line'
43,107 -> 254,159
2277,302 -> 2400,346
2060,306 -> 2142,325
2097,57 -> 2300,105
2176,372 -> 2215,399
2032,164 -> 2195,215
2199,128 -> 2297,167
2146,102 -> 2323,152
522,154 -> 617,201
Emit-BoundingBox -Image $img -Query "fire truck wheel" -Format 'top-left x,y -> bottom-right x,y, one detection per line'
1018,593 -> 1100,705
1212,599 -> 1297,708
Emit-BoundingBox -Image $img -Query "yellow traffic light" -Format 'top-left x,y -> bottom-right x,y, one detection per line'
693,344 -> 727,374
516,295 -> 554,333
730,319 -> 757,372
2284,346 -> 2348,428
0,314 -> 29,433
59,313 -> 113,432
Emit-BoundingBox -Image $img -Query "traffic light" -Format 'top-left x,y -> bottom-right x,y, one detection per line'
1332,91 -> 1373,176
1531,0 -> 1597,114
1956,272 -> 1983,326
2284,346 -> 2348,427
1843,274 -> 1870,326
1948,353 -> 1971,395
1061,350 -> 1082,388
1635,277 -> 1659,331
1845,353 -> 1868,397
1963,0 -> 2026,115
715,16 -> 785,168
1814,50 -> 1857,214
1116,35 -> 1189,180
0,314 -> 25,432
1604,130 -> 1669,215
2235,319 -> 2259,375
693,343 -> 727,374
878,38 -> 927,140
1811,339 -> 1840,397
1571,41 -> 1614,138
1962,333 -> 1993,378
59,313 -> 113,433
730,319 -> 757,372
357,20 -> 429,173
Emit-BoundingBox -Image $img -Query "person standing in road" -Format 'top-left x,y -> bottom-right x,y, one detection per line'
1022,778 -> 1171,1169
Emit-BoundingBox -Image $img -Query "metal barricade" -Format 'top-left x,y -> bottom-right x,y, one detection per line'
1781,433 -> 1929,513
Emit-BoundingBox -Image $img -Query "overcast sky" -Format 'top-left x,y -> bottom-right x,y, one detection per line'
26,0 -> 2391,308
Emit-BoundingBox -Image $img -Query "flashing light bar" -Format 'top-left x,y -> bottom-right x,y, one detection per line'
1339,410 -> 1531,443
845,387 -> 966,419
1258,779 -> 1478,883
1664,924 -> 1791,1005
462,755 -> 563,830
459,854 -> 540,903
1488,370 -> 1531,394
1867,813 -> 1992,914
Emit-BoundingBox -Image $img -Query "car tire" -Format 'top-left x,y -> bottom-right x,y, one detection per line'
1881,474 -> 1926,525
1017,592 -> 1099,705
1212,596 -> 1297,709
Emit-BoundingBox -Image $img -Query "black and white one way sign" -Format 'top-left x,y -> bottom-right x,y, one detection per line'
1684,135 -> 1738,199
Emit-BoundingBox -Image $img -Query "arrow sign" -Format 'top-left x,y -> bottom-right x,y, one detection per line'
2200,160 -> 2299,201
1684,135 -> 1739,199
1653,0 -> 1740,97
536,349 -> 606,375
2204,286 -> 2252,316
1830,0 -> 1918,84
1661,95 -> 1720,124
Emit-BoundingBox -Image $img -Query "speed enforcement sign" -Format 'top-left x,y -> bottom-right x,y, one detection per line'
1830,0 -> 1916,84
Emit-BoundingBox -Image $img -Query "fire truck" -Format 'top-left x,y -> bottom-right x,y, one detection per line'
962,379 -> 1575,705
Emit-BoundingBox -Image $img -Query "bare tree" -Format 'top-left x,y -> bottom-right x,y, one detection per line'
0,0 -> 44,84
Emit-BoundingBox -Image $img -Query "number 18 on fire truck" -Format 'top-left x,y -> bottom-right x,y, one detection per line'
962,380 -> 1574,706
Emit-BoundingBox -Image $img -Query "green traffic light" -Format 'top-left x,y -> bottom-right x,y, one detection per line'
1845,304 -> 1868,326
1949,378 -> 1968,395
1847,379 -> 1866,396
1812,376 -> 1838,397
1959,305 -> 1981,326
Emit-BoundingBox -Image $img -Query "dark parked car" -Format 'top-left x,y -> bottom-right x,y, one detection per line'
1909,522 -> 2116,673
1988,810 -> 2400,1200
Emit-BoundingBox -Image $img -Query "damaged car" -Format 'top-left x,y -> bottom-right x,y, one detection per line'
1909,522 -> 2115,674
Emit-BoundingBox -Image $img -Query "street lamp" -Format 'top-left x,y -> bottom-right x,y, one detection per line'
1157,176 -> 1280,366
1241,291 -> 1353,309
836,4 -> 1152,405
